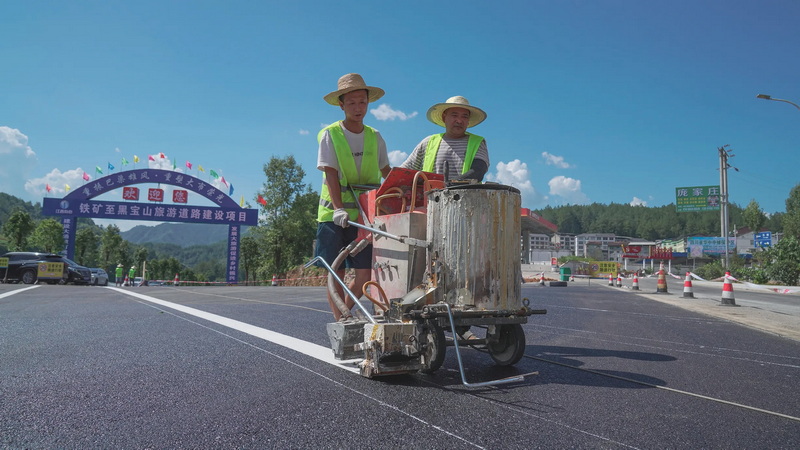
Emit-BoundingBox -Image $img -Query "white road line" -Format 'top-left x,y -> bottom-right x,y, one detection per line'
112,287 -> 360,373
0,285 -> 40,299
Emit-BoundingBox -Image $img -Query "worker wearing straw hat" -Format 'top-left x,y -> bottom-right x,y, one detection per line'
400,95 -> 489,182
315,73 -> 391,320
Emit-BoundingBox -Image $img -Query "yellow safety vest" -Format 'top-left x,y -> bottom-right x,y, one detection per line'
317,122 -> 381,222
422,133 -> 484,174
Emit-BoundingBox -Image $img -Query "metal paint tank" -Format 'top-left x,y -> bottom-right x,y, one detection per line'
426,184 -> 522,310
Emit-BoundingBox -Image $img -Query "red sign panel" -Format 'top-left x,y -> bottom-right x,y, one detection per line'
622,245 -> 644,259
122,187 -> 140,201
172,189 -> 188,204
148,188 -> 164,202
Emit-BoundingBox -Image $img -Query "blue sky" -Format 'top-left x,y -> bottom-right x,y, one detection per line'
2,0 -> 799,231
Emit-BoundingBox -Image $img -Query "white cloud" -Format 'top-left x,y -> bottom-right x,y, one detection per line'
25,167 -> 86,197
1,126 -> 38,198
548,175 -> 589,204
541,151 -> 572,169
388,150 -> 408,167
489,159 -> 535,194
630,196 -> 648,206
299,129 -> 309,135
370,104 -> 418,121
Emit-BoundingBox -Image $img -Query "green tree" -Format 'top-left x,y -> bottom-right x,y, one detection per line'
31,218 -> 64,253
743,200 -> 766,235
783,184 -> 800,239
100,225 -> 124,268
240,233 -> 263,285
2,210 -> 35,251
763,235 -> 800,286
75,227 -> 99,266
134,246 -> 148,278
258,155 -> 319,276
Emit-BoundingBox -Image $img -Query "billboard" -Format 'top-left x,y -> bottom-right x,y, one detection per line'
675,185 -> 721,212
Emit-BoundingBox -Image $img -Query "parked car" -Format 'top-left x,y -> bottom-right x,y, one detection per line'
0,252 -> 91,285
90,268 -> 109,286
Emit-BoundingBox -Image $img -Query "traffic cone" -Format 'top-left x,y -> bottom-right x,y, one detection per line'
173,273 -> 180,286
721,272 -> 736,306
682,272 -> 694,298
570,274 -> 575,282
656,267 -> 668,293
123,275 -> 129,286
539,272 -> 546,286
608,274 -> 614,286
631,274 -> 640,290
616,273 -> 622,287
271,274 -> 278,286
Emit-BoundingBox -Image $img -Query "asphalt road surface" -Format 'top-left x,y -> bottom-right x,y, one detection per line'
1,281 -> 798,449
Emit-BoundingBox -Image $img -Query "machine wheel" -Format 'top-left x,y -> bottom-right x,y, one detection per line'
419,321 -> 446,374
20,270 -> 37,285
487,324 -> 526,366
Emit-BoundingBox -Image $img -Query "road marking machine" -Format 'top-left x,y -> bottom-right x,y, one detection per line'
307,168 -> 546,387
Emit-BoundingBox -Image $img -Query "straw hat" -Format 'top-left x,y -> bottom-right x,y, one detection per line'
324,73 -> 384,105
117,264 -> 123,268
426,96 -> 487,128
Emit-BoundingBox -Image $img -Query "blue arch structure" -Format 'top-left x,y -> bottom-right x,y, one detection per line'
42,168 -> 258,284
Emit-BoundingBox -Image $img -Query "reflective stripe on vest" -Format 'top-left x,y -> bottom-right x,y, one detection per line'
422,133 -> 484,175
317,122 -> 381,222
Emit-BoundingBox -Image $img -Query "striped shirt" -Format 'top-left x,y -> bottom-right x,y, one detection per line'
400,134 -> 489,180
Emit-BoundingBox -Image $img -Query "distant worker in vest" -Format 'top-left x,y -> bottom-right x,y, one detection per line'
400,95 -> 489,182
128,265 -> 136,287
315,73 -> 391,321
115,263 -> 124,287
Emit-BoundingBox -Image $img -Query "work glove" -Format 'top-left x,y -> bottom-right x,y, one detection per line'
333,208 -> 350,228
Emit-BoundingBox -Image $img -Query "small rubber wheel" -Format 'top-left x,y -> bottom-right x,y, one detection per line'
419,321 -> 446,374
487,324 -> 526,366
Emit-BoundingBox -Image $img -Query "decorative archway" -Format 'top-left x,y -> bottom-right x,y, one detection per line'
42,168 -> 258,284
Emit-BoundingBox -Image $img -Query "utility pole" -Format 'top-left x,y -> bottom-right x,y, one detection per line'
718,145 -> 736,269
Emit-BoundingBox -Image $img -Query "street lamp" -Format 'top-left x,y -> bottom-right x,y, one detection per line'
756,94 -> 800,111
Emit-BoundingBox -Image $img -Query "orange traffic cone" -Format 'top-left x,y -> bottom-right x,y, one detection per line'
616,273 -> 622,287
271,274 -> 278,286
656,267 -> 668,294
721,272 -> 736,306
631,274 -> 640,290
570,274 -> 575,282
123,275 -> 129,287
173,273 -> 180,286
608,273 -> 614,286
682,272 -> 694,298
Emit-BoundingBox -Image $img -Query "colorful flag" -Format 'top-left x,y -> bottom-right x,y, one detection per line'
228,183 -> 234,196
148,155 -> 155,161
133,155 -> 140,163
198,165 -> 205,173
108,162 -> 115,171
220,176 -> 228,187
159,152 -> 165,158
46,183 -> 52,192
239,195 -> 244,207
257,194 -> 267,206
186,161 -> 192,170
95,166 -> 103,174
121,158 -> 129,166
65,184 -> 71,192
209,169 -> 219,179
83,172 -> 90,181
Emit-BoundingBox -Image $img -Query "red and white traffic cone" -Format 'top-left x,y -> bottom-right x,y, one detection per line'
656,267 -> 668,294
123,275 -> 129,287
631,274 -> 640,290
173,273 -> 180,286
608,273 -> 614,286
271,274 -> 278,286
682,272 -> 694,298
539,272 -> 546,286
570,274 -> 575,282
616,273 -> 623,287
721,271 -> 736,306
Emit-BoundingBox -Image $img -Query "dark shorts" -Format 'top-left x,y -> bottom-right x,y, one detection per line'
314,222 -> 372,270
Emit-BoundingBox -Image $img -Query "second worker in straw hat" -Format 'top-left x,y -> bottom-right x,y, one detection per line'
400,95 -> 489,182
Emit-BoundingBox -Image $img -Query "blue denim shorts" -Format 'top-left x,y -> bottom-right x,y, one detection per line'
314,222 -> 372,270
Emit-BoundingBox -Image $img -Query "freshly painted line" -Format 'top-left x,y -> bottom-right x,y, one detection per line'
112,287 -> 360,373
0,285 -> 40,299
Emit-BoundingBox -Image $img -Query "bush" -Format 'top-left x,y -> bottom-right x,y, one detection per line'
695,260 -> 724,280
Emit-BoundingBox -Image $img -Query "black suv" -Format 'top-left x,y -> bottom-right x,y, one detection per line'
0,252 -> 92,285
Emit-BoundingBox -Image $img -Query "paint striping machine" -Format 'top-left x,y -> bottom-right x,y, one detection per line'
306,168 -> 546,387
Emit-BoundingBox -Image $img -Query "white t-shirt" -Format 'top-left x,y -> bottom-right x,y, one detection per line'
317,122 -> 389,182
400,134 -> 489,180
